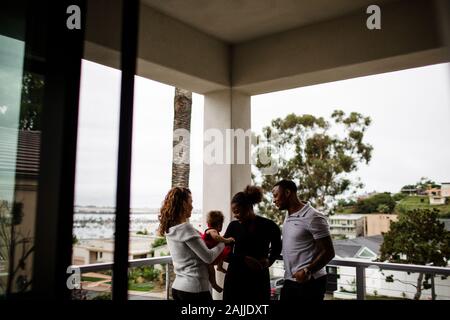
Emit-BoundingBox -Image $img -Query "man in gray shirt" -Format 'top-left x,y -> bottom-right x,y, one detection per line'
272,179 -> 335,301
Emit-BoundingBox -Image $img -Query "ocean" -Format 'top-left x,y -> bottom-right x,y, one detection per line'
73,208 -> 203,239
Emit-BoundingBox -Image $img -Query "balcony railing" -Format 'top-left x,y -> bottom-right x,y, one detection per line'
73,256 -> 450,300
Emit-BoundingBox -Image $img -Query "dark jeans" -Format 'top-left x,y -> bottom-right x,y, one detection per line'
172,288 -> 213,302
280,276 -> 327,301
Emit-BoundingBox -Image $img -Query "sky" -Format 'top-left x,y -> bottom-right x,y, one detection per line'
74,59 -> 204,209
74,60 -> 450,208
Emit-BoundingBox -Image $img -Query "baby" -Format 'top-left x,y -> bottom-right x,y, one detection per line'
201,210 -> 234,293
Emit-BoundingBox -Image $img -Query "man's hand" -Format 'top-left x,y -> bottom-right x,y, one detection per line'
244,256 -> 264,272
293,268 -> 311,284
258,258 -> 270,269
244,256 -> 270,271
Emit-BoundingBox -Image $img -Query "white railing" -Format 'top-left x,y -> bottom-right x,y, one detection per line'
73,256 -> 450,300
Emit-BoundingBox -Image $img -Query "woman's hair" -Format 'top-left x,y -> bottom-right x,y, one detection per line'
207,210 -> 224,229
231,185 -> 263,208
158,187 -> 191,236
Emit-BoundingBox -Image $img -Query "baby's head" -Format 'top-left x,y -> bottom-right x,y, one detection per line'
207,210 -> 224,232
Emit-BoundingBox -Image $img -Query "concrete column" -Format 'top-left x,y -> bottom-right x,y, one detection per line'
203,89 -> 251,300
203,89 -> 251,228
203,89 -> 232,229
230,91 -> 252,207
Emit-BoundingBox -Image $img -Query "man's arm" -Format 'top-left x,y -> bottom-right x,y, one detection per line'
307,235 -> 335,273
294,236 -> 335,283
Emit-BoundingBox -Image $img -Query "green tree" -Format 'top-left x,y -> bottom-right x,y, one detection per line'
393,192 -> 407,201
416,177 -> 440,190
19,72 -> 44,130
376,204 -> 390,213
379,209 -> 450,300
151,237 -> 167,248
355,193 -> 396,214
254,110 -> 372,225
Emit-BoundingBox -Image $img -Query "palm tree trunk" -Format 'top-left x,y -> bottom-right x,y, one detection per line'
171,87 -> 192,188
168,87 -> 192,299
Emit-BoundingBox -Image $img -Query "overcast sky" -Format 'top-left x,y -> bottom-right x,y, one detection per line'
74,60 -> 450,209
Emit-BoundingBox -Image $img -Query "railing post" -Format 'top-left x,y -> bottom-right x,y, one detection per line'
165,263 -> 170,300
356,266 -> 366,300
431,274 -> 436,300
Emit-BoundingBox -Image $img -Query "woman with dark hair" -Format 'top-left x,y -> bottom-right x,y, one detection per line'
223,185 -> 282,301
158,187 -> 224,301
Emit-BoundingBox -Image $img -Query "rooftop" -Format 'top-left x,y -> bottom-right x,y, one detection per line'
0,127 -> 40,179
329,214 -> 366,220
333,235 -> 384,258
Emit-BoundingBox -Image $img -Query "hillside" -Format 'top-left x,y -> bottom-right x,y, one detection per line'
395,196 -> 450,217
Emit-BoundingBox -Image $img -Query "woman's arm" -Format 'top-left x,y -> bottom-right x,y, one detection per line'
267,221 -> 282,267
185,237 -> 225,264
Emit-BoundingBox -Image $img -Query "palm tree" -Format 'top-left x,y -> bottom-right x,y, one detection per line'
167,87 -> 192,298
171,87 -> 192,188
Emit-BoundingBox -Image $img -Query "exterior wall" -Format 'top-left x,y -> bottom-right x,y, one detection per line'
335,265 -> 450,300
72,246 -> 89,265
7,177 -> 38,291
329,216 -> 365,239
365,214 -> 398,236
440,183 -> 450,197
72,236 -> 154,265
426,187 -> 441,196
430,196 -> 446,205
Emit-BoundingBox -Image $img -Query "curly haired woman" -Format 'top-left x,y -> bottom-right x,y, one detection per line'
158,187 -> 224,301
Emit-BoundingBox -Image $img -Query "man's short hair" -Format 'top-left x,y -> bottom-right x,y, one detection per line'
274,179 -> 297,193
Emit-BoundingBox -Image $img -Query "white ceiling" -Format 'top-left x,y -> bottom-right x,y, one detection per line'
141,0 -> 395,43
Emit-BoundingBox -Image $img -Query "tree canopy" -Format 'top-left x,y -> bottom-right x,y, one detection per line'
354,192 -> 396,214
254,110 -> 372,225
379,208 -> 450,299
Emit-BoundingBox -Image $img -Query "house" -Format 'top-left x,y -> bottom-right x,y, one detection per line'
429,196 -> 446,205
328,214 -> 366,239
425,186 -> 441,197
441,183 -> 450,198
72,235 -> 155,265
333,235 -> 382,260
364,214 -> 398,236
332,235 -> 450,300
0,128 -> 40,291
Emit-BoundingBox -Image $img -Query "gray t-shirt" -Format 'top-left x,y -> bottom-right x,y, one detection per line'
282,202 -> 330,281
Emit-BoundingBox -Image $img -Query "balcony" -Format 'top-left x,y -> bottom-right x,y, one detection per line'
72,256 -> 450,300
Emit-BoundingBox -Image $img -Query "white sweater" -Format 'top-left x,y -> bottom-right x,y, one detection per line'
166,222 -> 225,293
